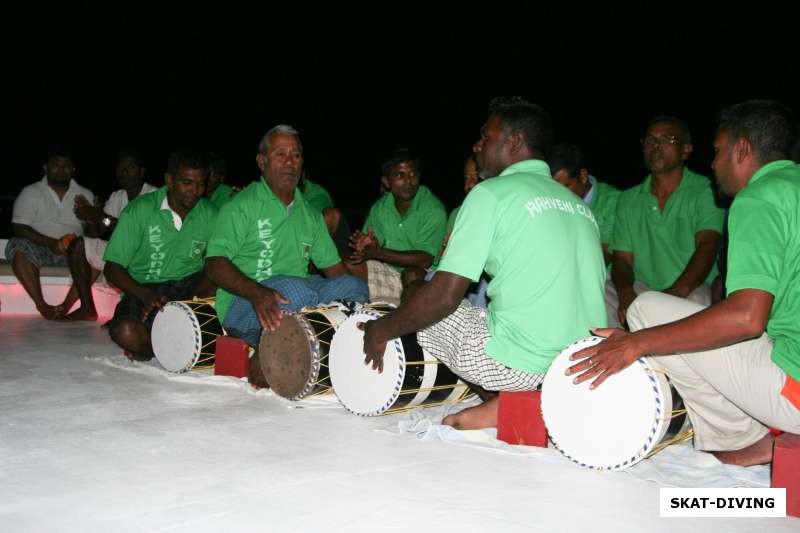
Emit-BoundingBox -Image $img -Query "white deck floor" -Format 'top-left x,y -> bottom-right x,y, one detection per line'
1,315 -> 796,532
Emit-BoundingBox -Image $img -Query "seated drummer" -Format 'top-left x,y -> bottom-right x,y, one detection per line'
346,149 -> 447,305
104,150 -> 219,361
204,125 -> 368,379
361,97 -> 607,429
568,100 -> 800,466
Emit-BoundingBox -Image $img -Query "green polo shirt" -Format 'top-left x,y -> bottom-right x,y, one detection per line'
585,177 -> 620,246
445,205 -> 461,236
726,160 -> 800,382
206,177 -> 341,321
611,168 -> 724,290
439,160 -> 607,373
362,185 -> 447,270
209,183 -> 234,209
104,187 -> 218,284
301,178 -> 334,213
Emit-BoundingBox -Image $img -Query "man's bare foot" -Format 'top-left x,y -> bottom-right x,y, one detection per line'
248,352 -> 269,390
37,304 -> 59,320
61,308 -> 98,321
711,433 -> 775,466
124,349 -> 153,362
442,396 -> 499,430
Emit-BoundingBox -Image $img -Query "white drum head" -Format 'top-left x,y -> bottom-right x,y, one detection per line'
328,311 -> 405,416
152,302 -> 200,373
542,336 -> 669,470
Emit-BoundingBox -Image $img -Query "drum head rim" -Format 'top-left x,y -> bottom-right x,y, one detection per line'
329,310 -> 406,417
542,336 -> 670,471
152,302 -> 202,373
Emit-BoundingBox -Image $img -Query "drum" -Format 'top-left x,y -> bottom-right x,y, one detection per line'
259,302 -> 350,400
151,299 -> 223,373
541,336 -> 692,471
328,307 -> 472,416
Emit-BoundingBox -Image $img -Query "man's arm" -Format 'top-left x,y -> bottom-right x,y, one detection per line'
353,244 -> 434,270
319,262 -> 349,278
204,256 -> 288,331
611,250 -> 636,326
362,271 -> 471,371
664,230 -> 722,298
568,288 -> 773,388
104,261 -> 168,320
12,223 -> 63,254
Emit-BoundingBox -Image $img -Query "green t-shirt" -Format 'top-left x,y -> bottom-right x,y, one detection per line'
206,177 -> 341,321
586,177 -> 620,246
439,160 -> 607,373
362,185 -> 447,270
611,168 -> 724,289
301,178 -> 334,213
104,187 -> 218,284
209,183 -> 234,210
725,160 -> 800,382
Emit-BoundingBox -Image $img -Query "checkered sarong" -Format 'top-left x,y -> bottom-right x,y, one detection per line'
417,299 -> 544,392
366,260 -> 402,306
4,238 -> 67,269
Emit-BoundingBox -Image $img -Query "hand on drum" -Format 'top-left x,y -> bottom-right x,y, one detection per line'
358,320 -> 387,373
252,286 -> 289,332
140,291 -> 169,322
566,328 -> 644,389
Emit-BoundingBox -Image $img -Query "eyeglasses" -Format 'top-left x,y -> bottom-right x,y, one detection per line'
641,135 -> 679,148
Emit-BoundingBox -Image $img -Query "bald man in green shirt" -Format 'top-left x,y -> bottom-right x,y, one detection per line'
608,116 -> 724,328
569,100 -> 800,467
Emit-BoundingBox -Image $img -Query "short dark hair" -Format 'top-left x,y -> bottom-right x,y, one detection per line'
548,143 -> 585,177
381,148 -> 420,177
646,115 -> 692,145
116,147 -> 145,168
718,100 -> 797,164
487,96 -> 553,159
166,150 -> 210,176
45,144 -> 74,163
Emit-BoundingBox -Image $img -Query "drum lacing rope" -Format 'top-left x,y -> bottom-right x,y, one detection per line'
645,429 -> 694,458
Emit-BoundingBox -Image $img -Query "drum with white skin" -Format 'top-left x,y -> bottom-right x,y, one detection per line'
151,299 -> 223,373
329,306 -> 472,416
541,336 -> 691,470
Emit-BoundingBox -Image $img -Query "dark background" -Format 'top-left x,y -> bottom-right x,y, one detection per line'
5,33 -> 798,235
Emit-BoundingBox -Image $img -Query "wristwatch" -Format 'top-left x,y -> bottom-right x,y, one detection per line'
101,216 -> 113,228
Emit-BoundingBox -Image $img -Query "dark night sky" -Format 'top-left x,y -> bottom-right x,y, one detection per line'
5,30 -> 798,232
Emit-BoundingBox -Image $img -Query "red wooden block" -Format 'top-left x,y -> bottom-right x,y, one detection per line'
496,391 -> 548,447
214,336 -> 250,378
772,432 -> 800,518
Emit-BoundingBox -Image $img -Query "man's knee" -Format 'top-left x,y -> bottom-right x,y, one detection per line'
109,319 -> 148,348
334,274 -> 368,301
67,237 -> 86,263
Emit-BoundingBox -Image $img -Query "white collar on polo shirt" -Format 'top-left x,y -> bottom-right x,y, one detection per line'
160,196 -> 183,231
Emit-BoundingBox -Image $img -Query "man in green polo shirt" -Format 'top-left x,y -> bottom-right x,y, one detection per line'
347,149 -> 447,305
204,124 -> 367,358
299,170 -> 351,257
361,97 -> 606,430
568,100 -> 800,466
549,142 -> 620,265
608,115 -> 724,328
104,151 -> 218,361
206,155 -> 235,209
